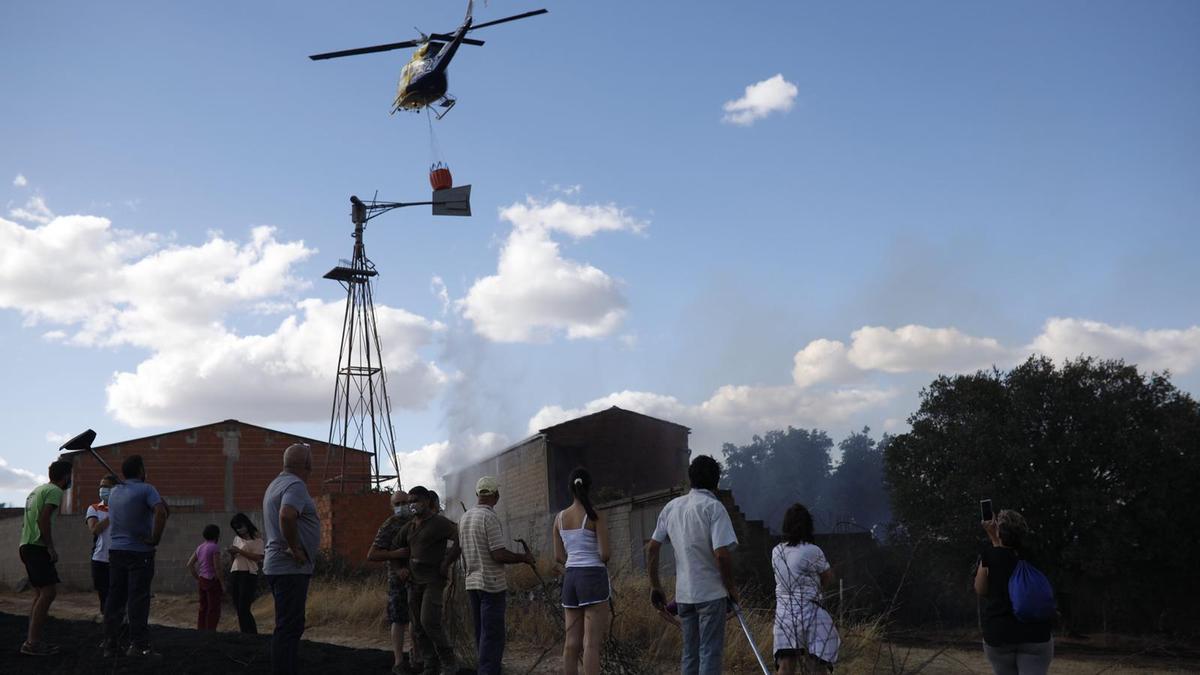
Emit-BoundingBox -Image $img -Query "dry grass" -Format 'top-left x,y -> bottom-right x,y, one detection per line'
302,576 -> 390,634
502,568 -> 887,674
279,568 -> 892,672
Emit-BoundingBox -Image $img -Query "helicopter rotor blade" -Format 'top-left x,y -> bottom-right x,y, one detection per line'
466,8 -> 548,32
309,39 -> 424,61
429,34 -> 486,46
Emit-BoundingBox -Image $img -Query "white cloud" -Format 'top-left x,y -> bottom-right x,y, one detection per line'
791,326 -> 1011,388
0,209 -> 449,428
722,74 -> 799,126
9,195 -> 55,224
846,325 -> 1013,373
529,386 -> 895,454
431,276 -> 450,315
499,198 -> 646,240
13,174 -> 28,187
458,198 -> 644,343
530,318 -> 1200,454
1029,318 -> 1200,374
45,431 -> 71,445
0,456 -> 44,491
792,338 -> 858,388
105,298 -> 446,427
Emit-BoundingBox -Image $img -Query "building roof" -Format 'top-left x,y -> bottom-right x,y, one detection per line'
536,405 -> 691,434
67,419 -> 373,455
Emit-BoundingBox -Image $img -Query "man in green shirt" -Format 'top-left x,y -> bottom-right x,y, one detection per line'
19,459 -> 74,656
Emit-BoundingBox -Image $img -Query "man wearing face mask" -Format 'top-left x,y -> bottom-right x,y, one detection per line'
396,485 -> 460,675
18,459 -> 73,656
85,474 -> 119,616
368,488 -> 420,674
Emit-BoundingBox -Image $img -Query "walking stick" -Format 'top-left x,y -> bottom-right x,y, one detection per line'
732,601 -> 771,675
514,538 -> 546,586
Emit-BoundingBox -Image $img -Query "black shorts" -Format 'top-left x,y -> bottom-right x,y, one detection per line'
387,576 -> 410,625
561,566 -> 610,608
19,544 -> 60,588
774,649 -> 832,671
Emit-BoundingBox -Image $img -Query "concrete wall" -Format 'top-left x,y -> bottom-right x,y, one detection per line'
597,487 -> 774,589
444,436 -> 553,561
1,511 -> 265,594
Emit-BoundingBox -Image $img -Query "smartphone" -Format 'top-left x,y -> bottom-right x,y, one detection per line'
980,498 -> 994,522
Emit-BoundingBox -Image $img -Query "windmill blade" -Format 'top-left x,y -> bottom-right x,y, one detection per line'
309,39 -> 424,61
429,34 -> 486,46
467,8 -> 548,32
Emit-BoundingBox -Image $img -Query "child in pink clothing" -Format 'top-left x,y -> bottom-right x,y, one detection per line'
187,524 -> 222,630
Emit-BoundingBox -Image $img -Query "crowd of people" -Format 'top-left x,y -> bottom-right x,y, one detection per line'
16,443 -> 1052,674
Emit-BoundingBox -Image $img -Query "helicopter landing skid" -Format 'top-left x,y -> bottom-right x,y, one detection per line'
434,95 -> 457,120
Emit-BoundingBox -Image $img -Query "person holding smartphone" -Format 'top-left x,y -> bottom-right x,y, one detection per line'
973,507 -> 1053,674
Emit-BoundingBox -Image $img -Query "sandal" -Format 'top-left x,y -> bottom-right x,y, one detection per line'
20,641 -> 60,656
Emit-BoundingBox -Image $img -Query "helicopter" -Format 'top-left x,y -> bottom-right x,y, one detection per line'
309,0 -> 547,119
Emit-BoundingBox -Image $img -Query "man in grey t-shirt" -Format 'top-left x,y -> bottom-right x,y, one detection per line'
262,443 -> 321,675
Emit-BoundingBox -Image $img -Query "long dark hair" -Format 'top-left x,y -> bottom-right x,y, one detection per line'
782,503 -> 815,546
230,513 -> 259,539
569,467 -> 598,521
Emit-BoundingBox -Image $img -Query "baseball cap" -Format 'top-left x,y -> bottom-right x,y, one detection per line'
475,475 -> 500,495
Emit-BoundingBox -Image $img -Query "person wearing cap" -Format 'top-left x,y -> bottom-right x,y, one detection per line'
458,476 -> 536,675
368,488 -> 420,674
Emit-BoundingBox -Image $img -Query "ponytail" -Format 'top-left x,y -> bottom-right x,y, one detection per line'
569,467 -> 598,521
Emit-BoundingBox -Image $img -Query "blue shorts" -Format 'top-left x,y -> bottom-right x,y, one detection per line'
561,566 -> 610,608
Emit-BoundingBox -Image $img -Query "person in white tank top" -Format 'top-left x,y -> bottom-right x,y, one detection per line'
552,467 -> 611,675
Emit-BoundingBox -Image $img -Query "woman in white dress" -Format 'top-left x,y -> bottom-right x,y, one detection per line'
772,503 -> 839,673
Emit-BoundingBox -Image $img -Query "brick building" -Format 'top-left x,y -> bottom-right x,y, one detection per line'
60,419 -> 373,514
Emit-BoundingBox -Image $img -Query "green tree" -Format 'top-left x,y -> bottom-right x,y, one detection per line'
830,427 -> 892,534
722,427 -> 833,531
885,356 -> 1200,631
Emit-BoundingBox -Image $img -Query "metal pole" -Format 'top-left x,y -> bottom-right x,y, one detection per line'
732,602 -> 770,675
839,578 -> 844,626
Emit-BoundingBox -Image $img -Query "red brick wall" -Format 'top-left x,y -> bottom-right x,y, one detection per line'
317,492 -> 392,568
63,421 -> 372,515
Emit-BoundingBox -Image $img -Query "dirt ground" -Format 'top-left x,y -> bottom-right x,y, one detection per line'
2,590 -> 1198,673
0,610 -> 395,674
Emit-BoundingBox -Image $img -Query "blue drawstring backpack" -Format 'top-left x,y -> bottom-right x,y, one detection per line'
1008,560 -> 1055,622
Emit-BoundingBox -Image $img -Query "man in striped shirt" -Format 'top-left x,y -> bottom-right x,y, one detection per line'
458,476 -> 535,675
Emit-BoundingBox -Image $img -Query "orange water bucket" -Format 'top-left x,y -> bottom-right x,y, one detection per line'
430,165 -> 453,191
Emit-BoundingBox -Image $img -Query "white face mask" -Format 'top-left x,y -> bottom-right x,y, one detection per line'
393,504 -> 407,515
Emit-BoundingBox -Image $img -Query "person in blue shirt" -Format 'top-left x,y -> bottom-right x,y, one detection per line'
102,455 -> 169,658
263,443 -> 322,675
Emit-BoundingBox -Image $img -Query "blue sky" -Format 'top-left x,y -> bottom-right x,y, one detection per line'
2,1 -> 1198,502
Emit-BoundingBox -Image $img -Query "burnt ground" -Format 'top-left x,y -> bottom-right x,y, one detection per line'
0,610 -> 403,674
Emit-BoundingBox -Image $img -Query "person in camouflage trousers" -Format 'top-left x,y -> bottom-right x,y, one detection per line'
369,489 -> 420,674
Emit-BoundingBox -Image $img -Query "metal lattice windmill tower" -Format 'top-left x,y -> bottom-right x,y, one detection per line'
323,197 -> 398,492
323,189 -> 471,492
